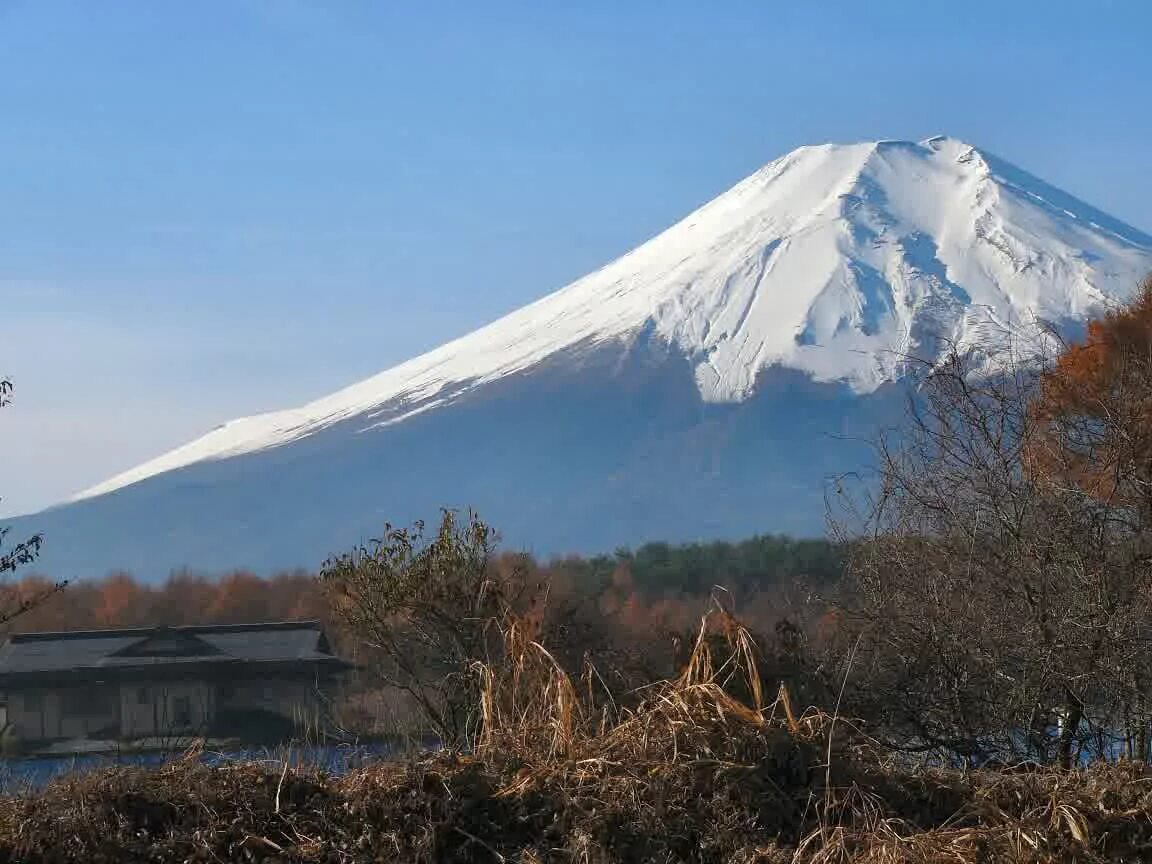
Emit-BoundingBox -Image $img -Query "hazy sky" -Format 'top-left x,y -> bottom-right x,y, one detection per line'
3,0 -> 1151,516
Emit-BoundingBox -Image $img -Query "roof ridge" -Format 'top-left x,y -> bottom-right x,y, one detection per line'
8,620 -> 322,643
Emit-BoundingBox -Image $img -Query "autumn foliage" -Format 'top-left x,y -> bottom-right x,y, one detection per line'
0,569 -> 329,634
1,528 -> 837,640
1029,276 -> 1152,511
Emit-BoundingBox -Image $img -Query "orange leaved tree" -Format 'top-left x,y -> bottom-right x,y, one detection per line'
1029,276 -> 1152,519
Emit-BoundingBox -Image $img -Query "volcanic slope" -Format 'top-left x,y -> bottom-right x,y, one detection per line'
22,137 -> 1152,577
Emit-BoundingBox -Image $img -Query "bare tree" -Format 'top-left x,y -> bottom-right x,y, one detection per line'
830,341 -> 1152,768
0,379 -> 64,627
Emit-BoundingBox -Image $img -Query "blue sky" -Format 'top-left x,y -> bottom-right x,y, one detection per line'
3,0 -> 1151,515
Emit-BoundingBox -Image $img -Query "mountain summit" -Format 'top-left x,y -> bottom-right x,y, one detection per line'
23,138 -> 1152,578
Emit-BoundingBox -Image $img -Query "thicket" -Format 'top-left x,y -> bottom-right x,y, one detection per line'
826,276 -> 1152,769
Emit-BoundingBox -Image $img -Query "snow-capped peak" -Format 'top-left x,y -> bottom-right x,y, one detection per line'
72,137 -> 1152,503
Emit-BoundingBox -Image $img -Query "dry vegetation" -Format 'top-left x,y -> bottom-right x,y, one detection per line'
4,607 -> 1152,863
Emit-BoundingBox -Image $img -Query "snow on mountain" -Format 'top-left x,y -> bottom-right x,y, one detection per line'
71,137 -> 1152,505
15,137 -> 1152,578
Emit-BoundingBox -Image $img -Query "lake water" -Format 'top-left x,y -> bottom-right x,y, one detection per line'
0,742 -> 403,792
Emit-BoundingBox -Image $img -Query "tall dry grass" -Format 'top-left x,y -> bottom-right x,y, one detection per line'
2,602 -> 1150,862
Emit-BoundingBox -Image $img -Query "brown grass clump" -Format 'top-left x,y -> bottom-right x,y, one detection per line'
6,608 -> 1152,862
797,761 -> 1152,864
474,603 -> 862,860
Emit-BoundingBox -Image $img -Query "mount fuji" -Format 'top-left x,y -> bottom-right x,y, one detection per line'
17,137 -> 1152,579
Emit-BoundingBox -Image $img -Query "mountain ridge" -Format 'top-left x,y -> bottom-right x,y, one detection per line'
67,136 -> 1152,506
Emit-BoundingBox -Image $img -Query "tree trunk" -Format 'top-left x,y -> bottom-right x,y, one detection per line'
1138,719 -> 1149,764
1057,698 -> 1083,770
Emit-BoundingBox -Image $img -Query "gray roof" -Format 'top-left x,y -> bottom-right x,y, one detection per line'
0,621 -> 344,677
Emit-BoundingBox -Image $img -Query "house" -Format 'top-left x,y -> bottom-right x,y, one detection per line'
0,621 -> 351,744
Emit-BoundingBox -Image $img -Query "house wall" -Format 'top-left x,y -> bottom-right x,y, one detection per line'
8,685 -> 120,741
119,680 -> 215,738
8,688 -> 59,740
59,685 -> 120,740
219,676 -> 324,728
122,674 -> 327,738
6,666 -> 334,742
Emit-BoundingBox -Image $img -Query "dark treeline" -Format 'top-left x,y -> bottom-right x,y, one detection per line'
578,534 -> 842,597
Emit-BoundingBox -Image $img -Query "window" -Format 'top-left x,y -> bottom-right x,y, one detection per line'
22,691 -> 43,712
173,696 -> 192,727
137,686 -> 150,706
61,686 -> 116,717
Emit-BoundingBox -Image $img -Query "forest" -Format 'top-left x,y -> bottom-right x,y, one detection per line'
2,531 -> 840,634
